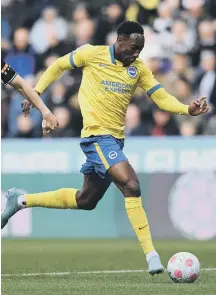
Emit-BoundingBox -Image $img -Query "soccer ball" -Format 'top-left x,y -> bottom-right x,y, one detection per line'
167,252 -> 200,283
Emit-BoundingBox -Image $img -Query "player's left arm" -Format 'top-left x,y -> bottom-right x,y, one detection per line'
137,63 -> 209,116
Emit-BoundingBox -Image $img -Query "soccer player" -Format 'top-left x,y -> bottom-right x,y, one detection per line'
1,22 -> 209,275
1,59 -> 58,135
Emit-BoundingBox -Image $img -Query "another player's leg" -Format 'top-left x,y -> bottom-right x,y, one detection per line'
1,173 -> 111,229
1,188 -> 21,229
108,161 -> 164,275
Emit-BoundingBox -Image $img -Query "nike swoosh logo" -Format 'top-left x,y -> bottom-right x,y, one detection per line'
99,63 -> 107,67
139,224 -> 148,230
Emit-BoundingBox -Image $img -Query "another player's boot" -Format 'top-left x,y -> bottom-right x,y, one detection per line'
147,255 -> 164,275
1,188 -> 21,229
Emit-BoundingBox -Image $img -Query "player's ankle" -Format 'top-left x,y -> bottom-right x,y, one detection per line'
146,250 -> 159,262
17,194 -> 27,209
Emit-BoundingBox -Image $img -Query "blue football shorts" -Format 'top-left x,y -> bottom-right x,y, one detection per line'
80,135 -> 128,180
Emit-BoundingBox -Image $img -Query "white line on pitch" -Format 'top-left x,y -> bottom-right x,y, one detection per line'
2,272 -> 71,277
2,268 -> 216,277
77,270 -> 146,274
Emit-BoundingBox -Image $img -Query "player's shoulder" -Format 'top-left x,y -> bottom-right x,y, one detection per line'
92,45 -> 109,51
77,44 -> 107,51
134,57 -> 149,72
133,58 -> 152,78
86,45 -> 109,55
75,44 -> 107,58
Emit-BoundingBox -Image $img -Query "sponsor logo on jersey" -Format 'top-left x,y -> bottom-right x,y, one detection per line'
127,66 -> 137,78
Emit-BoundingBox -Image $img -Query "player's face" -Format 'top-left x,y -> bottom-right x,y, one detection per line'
118,34 -> 144,66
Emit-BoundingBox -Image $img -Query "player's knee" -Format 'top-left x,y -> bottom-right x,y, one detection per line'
76,192 -> 98,210
81,201 -> 97,210
123,179 -> 141,197
77,198 -> 98,210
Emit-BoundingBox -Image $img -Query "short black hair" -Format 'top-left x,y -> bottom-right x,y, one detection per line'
117,21 -> 144,36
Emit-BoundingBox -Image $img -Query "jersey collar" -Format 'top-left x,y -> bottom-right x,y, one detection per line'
109,45 -> 116,65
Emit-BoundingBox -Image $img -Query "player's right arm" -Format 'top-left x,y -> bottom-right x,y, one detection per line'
34,44 -> 94,95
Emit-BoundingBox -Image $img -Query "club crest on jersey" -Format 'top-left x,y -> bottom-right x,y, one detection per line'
108,151 -> 117,159
127,66 -> 137,78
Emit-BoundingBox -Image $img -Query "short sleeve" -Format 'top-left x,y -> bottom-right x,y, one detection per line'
1,59 -> 17,85
137,62 -> 162,96
69,44 -> 95,68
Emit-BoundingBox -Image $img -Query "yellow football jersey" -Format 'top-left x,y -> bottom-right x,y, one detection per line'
35,44 -> 189,138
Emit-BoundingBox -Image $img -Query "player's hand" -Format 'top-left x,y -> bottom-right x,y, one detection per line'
42,111 -> 59,136
21,99 -> 34,116
188,97 -> 209,116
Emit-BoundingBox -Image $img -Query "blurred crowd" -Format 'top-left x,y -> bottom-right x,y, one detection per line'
1,0 -> 216,138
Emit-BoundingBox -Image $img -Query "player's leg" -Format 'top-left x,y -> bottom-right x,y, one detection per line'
108,161 -> 164,275
1,186 -> 77,229
22,172 -> 110,210
1,135 -> 112,229
76,172 -> 111,210
1,172 -> 111,229
78,135 -> 163,274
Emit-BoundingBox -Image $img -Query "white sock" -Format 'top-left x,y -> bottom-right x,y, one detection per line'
146,250 -> 159,262
17,194 -> 27,209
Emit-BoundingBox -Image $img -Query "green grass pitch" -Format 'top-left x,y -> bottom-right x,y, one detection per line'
2,239 -> 216,295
